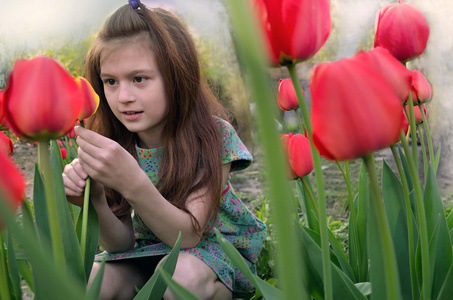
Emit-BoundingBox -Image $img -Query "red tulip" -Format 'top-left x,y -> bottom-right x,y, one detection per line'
353,47 -> 412,104
310,58 -> 405,161
406,104 -> 427,124
253,0 -> 332,66
0,131 -> 13,156
410,70 -> 432,104
374,0 -> 430,62
277,78 -> 302,111
60,148 -> 68,160
0,150 -> 25,230
74,77 -> 100,120
281,133 -> 313,179
0,90 -> 4,126
3,56 -> 84,141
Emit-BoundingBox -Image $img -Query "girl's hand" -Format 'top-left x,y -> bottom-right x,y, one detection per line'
63,158 -> 105,206
74,126 -> 142,197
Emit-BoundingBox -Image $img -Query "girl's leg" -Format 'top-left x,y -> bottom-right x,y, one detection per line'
157,253 -> 232,300
88,256 -> 162,300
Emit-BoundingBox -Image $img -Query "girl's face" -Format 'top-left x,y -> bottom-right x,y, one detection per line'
100,39 -> 168,149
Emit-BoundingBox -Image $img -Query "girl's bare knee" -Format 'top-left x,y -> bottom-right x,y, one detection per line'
159,253 -> 232,300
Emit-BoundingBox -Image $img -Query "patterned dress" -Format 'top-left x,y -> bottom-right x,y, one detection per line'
95,118 -> 267,295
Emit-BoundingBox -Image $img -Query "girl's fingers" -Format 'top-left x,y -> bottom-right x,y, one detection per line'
62,173 -> 84,196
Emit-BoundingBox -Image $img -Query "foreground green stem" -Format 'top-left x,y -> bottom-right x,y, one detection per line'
38,141 -> 65,270
80,178 -> 91,263
390,144 -> 417,298
363,153 -> 401,299
0,232 -> 11,300
418,125 -> 428,184
79,119 -> 91,263
407,95 -> 418,175
288,63 -> 332,300
419,103 -> 435,173
399,131 -> 430,299
225,2 -> 307,298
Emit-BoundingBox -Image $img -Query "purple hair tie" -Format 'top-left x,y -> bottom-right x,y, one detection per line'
129,0 -> 140,10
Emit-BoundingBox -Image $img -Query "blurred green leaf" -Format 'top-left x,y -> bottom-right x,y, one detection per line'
75,200 -> 99,281
134,232 -> 181,300
381,161 -> 412,299
50,144 -> 86,284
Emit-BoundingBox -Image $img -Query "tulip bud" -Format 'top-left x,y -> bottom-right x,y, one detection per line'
374,0 -> 430,62
311,58 -> 405,161
277,78 -> 301,111
3,56 -> 84,141
253,0 -> 332,66
60,148 -> 68,160
0,131 -> 13,156
0,150 -> 25,230
281,133 -> 313,179
410,70 -> 432,104
407,104 -> 427,124
353,47 -> 412,104
74,77 -> 100,120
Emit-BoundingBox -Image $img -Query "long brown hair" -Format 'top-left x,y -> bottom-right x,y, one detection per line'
84,4 -> 228,235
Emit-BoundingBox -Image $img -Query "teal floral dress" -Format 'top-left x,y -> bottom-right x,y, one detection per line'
95,118 -> 267,295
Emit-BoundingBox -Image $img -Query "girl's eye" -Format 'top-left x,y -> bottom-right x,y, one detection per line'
134,76 -> 145,83
105,79 -> 116,86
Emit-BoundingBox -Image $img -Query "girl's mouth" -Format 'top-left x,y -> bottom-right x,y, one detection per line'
122,111 -> 143,120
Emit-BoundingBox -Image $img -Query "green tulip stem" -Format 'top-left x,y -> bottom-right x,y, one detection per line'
363,153 -> 401,299
37,141 -> 65,270
335,160 -> 360,266
80,177 -> 90,263
419,103 -> 435,173
295,109 -> 305,133
79,119 -> 90,263
287,63 -> 332,300
418,124 -> 428,183
390,144 -> 417,297
225,1 -> 307,298
300,177 -> 319,217
399,131 -> 430,299
406,94 -> 419,175
0,232 -> 11,300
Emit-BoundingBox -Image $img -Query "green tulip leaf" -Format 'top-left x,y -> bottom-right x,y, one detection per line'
6,231 -> 22,299
297,179 -> 319,234
214,228 -> 283,299
423,165 -> 452,298
75,200 -> 99,281
381,160 -> 412,299
33,163 -> 51,245
398,146 -> 414,192
134,232 -> 181,300
50,145 -> 86,284
0,192 -> 89,300
298,226 -> 367,300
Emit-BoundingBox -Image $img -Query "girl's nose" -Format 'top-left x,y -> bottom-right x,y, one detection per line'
118,83 -> 135,103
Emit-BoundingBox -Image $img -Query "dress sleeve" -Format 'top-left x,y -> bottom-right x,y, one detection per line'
216,118 -> 253,172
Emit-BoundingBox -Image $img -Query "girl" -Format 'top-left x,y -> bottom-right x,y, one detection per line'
62,1 -> 266,299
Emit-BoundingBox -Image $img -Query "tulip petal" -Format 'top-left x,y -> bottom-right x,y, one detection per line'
75,77 -> 100,120
4,56 -> 84,140
311,58 -> 403,161
374,1 -> 430,61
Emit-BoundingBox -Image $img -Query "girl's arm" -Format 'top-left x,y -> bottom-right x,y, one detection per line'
74,126 -> 230,249
63,159 -> 135,253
